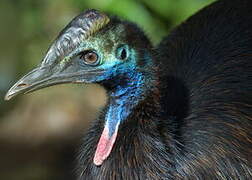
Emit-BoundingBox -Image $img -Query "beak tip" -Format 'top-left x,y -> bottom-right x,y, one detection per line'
4,96 -> 10,101
4,84 -> 21,101
4,80 -> 30,101
4,90 -> 14,101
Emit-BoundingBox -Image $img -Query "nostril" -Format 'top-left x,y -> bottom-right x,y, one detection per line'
17,83 -> 28,87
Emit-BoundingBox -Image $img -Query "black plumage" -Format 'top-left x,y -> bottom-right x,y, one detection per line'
77,1 -> 252,179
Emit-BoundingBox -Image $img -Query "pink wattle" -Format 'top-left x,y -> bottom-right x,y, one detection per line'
93,125 -> 118,166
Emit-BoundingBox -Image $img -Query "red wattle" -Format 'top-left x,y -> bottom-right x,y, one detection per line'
93,125 -> 118,166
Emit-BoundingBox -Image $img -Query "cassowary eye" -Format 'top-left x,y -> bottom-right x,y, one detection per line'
80,51 -> 99,65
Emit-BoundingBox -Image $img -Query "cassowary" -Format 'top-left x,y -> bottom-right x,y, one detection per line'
5,0 -> 252,179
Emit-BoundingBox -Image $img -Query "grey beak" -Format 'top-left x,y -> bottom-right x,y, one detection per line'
5,67 -> 54,101
4,64 -> 104,101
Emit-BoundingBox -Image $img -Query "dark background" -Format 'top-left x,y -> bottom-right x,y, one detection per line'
0,0 -> 215,179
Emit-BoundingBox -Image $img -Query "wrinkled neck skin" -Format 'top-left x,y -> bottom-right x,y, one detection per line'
105,70 -> 146,136
103,50 -> 156,136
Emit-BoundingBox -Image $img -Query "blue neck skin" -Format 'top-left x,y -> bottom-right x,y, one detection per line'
105,70 -> 146,137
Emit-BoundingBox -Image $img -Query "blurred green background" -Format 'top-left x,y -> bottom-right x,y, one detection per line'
0,0 -> 215,179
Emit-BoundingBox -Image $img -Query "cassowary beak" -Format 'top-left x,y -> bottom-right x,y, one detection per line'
4,67 -> 52,101
4,62 -> 103,101
4,66 -> 74,101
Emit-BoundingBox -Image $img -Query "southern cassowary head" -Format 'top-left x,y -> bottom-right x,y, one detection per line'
5,9 -> 152,101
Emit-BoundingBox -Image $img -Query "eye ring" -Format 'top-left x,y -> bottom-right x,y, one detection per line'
116,45 -> 129,60
79,50 -> 99,66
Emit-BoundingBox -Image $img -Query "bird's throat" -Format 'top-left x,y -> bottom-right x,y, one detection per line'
93,71 -> 146,166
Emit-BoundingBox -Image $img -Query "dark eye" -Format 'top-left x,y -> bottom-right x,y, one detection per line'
79,50 -> 99,65
116,45 -> 129,60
